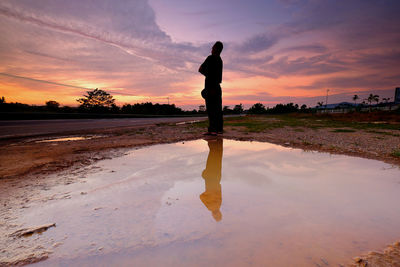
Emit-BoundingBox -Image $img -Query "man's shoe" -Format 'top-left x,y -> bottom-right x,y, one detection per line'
203,132 -> 217,136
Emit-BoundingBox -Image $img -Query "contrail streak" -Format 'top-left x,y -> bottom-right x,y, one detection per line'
0,72 -> 91,90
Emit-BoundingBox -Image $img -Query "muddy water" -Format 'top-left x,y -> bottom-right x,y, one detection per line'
24,139 -> 400,266
35,136 -> 101,143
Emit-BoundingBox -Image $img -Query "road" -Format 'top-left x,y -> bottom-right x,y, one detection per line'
0,117 -> 206,139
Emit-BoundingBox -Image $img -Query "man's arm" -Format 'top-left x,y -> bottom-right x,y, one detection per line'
199,56 -> 210,76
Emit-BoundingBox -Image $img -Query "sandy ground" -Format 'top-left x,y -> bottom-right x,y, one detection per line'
1,121 -> 400,266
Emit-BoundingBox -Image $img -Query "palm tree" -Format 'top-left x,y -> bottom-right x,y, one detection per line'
317,101 -> 324,108
382,97 -> 393,110
352,95 -> 359,106
366,94 -> 379,111
374,94 -> 379,105
352,95 -> 359,111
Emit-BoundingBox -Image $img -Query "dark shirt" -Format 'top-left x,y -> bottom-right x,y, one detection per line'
199,55 -> 223,87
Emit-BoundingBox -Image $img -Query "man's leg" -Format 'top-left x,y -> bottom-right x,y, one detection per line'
206,97 -> 218,132
215,93 -> 223,132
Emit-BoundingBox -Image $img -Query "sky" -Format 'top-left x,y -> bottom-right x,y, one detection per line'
0,0 -> 399,109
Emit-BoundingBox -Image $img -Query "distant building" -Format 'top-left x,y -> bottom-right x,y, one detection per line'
395,87 -> 400,103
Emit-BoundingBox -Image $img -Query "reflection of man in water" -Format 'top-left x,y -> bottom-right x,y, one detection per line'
200,138 -> 223,222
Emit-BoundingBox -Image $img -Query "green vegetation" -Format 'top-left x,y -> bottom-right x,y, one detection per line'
247,102 -> 305,114
77,88 -> 116,112
194,113 -> 400,133
392,150 -> 400,158
331,129 -> 357,133
367,130 -> 400,137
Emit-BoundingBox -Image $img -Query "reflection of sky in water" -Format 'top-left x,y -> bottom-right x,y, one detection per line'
35,136 -> 103,143
24,139 -> 400,267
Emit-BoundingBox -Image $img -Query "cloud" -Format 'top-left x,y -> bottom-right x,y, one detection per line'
1,0 -> 399,108
279,44 -> 328,54
236,32 -> 280,54
0,0 -> 202,70
299,74 -> 399,91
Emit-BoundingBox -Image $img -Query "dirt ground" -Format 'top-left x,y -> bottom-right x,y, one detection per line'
1,117 -> 400,266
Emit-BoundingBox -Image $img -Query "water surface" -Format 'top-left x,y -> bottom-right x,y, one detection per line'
24,139 -> 400,266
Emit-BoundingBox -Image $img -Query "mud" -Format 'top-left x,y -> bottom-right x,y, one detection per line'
350,241 -> 400,267
1,121 -> 400,266
10,223 -> 56,238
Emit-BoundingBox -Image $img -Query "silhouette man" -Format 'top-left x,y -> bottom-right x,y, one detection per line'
200,138 -> 223,221
199,41 -> 224,136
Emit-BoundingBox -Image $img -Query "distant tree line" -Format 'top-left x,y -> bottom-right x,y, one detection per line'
0,89 -> 197,115
2,89 -> 397,116
317,94 -> 396,112
245,102 -> 310,114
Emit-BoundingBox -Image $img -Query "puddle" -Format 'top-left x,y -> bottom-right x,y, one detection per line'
35,136 -> 103,143
19,139 -> 400,266
175,120 -> 201,125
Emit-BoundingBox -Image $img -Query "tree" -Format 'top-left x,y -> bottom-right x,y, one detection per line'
382,97 -> 392,110
77,88 -> 115,112
266,103 -> 299,114
352,95 -> 359,106
374,94 -> 380,105
366,94 -> 379,111
233,104 -> 244,114
223,106 -> 233,114
248,103 -> 266,114
110,103 -> 120,113
317,101 -> 324,108
300,104 -> 307,110
0,96 -> 5,104
45,100 -> 60,110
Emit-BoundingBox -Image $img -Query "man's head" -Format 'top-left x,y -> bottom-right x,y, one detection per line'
212,41 -> 223,56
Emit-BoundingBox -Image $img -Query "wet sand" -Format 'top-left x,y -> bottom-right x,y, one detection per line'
1,120 -> 400,266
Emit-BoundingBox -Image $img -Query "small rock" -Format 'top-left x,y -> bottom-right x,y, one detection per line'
80,192 -> 87,195
320,258 -> 328,265
11,223 -> 56,238
53,242 -> 63,248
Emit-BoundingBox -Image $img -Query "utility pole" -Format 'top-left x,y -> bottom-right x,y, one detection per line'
167,97 -> 170,105
325,89 -> 329,112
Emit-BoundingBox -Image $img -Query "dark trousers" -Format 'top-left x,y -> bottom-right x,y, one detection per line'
205,85 -> 223,132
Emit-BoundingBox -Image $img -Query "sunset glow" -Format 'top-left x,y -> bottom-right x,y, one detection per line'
0,0 -> 399,109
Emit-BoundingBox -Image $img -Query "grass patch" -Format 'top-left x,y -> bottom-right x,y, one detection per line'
192,120 -> 208,128
331,129 -> 356,133
293,128 -> 305,132
392,150 -> 400,157
192,114 -> 400,132
367,130 -> 400,137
